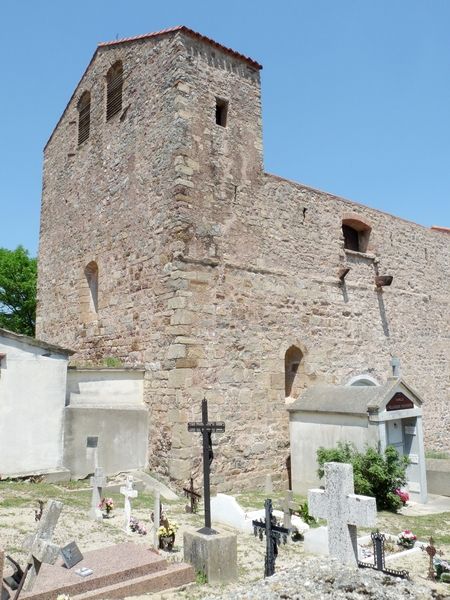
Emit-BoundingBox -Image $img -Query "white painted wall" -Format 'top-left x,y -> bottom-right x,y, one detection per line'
289,411 -> 379,494
0,334 -> 69,476
67,368 -> 145,406
64,368 -> 148,478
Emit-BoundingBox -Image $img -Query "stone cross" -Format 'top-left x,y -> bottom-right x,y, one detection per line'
21,500 -> 63,592
90,467 -> 106,521
120,475 -> 138,534
188,398 -> 225,534
308,462 -> 376,565
277,490 -> 297,532
152,491 -> 161,550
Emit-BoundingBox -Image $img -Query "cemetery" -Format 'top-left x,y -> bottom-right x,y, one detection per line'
1,18 -> 450,600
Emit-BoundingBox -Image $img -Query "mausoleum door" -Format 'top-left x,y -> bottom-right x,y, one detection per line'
386,419 -> 404,455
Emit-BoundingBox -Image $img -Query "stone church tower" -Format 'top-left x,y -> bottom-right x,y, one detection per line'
37,27 -> 450,489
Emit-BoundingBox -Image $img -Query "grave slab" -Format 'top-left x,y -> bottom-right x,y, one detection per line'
211,493 -> 309,536
184,529 -> 237,584
9,542 -> 193,600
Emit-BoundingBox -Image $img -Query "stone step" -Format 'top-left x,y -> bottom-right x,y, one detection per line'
70,563 -> 194,599
19,542 -> 193,600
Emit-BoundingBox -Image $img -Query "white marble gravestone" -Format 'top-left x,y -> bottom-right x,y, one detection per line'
22,499 -> 63,591
90,467 -> 106,521
120,474 -> 138,534
308,462 -> 376,565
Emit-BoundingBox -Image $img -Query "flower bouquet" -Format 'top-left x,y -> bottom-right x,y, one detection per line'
130,516 -> 147,535
98,497 -> 114,517
395,488 -> 409,505
397,529 -> 416,549
158,520 -> 179,551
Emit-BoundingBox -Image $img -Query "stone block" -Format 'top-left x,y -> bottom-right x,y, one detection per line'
183,529 -> 237,584
304,526 -> 329,556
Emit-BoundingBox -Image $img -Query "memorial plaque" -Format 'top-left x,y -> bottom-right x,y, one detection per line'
386,393 -> 414,412
86,436 -> 98,448
409,453 -> 419,464
60,541 -> 83,569
404,426 -> 416,435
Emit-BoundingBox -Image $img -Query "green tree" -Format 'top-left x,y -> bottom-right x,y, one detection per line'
317,442 -> 410,512
0,246 -> 37,336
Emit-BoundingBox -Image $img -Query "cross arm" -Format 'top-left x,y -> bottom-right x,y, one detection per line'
346,494 -> 377,527
187,421 -> 225,432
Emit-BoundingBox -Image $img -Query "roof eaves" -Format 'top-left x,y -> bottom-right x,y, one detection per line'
98,25 -> 262,70
0,327 -> 75,356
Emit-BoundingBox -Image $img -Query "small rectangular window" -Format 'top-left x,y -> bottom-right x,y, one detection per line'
215,98 -> 228,127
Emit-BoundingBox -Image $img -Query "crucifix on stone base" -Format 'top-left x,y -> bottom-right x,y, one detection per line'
188,398 -> 225,534
20,500 -> 63,593
90,467 -> 106,521
308,462 -> 377,565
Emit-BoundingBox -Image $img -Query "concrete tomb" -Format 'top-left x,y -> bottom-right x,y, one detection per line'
15,542 -> 194,600
308,462 -> 376,565
120,474 -> 138,534
89,467 -> 106,521
288,376 -> 428,502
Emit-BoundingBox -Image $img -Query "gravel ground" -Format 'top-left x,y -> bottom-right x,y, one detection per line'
1,481 -> 450,599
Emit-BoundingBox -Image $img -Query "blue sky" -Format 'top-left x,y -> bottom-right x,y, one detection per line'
2,0 -> 450,256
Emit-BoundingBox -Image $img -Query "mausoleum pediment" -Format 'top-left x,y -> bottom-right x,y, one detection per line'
286,377 -> 423,417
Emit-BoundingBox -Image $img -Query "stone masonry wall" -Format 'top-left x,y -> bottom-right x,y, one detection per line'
37,30 -> 450,491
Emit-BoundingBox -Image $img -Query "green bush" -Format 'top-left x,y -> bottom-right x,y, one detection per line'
316,442 -> 409,512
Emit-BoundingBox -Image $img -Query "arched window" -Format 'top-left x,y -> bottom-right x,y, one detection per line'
346,374 -> 379,387
77,91 -> 91,145
342,217 -> 371,253
84,261 -> 99,314
106,61 -> 123,121
285,345 -> 304,398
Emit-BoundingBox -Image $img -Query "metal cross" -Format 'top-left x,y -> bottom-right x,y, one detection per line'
252,499 -> 289,577
183,477 -> 201,514
188,398 -> 225,534
358,532 -> 409,579
422,536 -> 444,580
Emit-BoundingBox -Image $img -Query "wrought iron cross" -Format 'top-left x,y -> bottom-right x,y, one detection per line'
188,398 -> 225,534
358,532 -> 409,579
422,536 -> 444,580
252,498 -> 289,577
183,477 -> 201,514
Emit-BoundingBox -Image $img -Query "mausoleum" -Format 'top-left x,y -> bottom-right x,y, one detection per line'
287,377 -> 427,502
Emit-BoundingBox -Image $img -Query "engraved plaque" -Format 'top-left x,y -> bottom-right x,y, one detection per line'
60,541 -> 83,569
86,436 -> 98,449
404,426 -> 416,435
409,454 -> 419,464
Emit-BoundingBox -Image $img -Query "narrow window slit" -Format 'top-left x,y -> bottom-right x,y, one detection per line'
215,98 -> 228,127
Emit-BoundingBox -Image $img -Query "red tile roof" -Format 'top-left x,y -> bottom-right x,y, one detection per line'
431,226 -> 450,234
98,25 -> 262,70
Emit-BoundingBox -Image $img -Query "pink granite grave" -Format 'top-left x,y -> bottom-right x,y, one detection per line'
4,542 -> 193,600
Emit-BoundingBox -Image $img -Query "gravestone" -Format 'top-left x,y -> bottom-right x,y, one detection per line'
277,490 -> 297,534
21,499 -> 63,592
90,467 -> 106,521
121,474 -> 138,534
183,477 -> 201,514
308,462 -> 376,565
